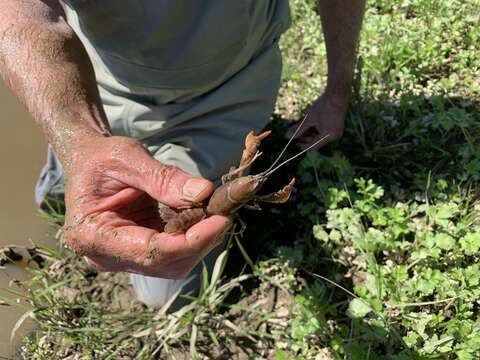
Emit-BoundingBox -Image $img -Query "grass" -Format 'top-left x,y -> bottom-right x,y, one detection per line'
2,0 -> 480,358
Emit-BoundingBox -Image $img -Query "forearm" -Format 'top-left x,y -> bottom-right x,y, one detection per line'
0,0 -> 110,168
317,0 -> 366,99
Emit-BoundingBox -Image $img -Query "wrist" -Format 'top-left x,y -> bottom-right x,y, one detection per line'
48,107 -> 111,171
324,82 -> 352,104
321,89 -> 350,112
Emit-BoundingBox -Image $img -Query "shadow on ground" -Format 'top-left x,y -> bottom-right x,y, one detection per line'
224,91 -> 480,357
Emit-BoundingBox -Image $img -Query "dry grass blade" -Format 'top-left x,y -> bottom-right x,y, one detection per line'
10,309 -> 34,343
209,250 -> 228,292
155,286 -> 184,319
190,324 -> 198,359
223,319 -> 256,342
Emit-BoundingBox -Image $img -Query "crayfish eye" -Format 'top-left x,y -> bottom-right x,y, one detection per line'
227,176 -> 263,202
240,177 -> 259,192
246,176 -> 265,191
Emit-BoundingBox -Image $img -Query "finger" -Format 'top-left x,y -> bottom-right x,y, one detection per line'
125,215 -> 231,276
159,216 -> 233,277
66,213 -> 231,278
294,130 -> 319,148
114,146 -> 214,208
146,215 -> 232,257
295,131 -> 317,147
141,160 -> 214,207
185,215 -> 233,253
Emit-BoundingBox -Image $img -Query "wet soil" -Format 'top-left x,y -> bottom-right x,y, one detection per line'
0,80 -> 52,358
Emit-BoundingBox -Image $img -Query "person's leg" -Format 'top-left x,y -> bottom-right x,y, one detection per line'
35,144 -> 65,213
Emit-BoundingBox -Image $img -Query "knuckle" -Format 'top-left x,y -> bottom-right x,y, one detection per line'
150,164 -> 178,191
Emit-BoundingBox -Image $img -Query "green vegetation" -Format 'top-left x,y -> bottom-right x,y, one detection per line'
2,0 -> 480,358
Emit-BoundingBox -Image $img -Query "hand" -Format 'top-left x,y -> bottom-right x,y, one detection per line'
62,136 -> 231,279
286,94 -> 348,150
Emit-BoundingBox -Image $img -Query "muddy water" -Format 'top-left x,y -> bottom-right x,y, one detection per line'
0,80 -> 53,358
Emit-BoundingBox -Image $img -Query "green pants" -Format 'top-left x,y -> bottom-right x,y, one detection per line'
37,0 -> 291,307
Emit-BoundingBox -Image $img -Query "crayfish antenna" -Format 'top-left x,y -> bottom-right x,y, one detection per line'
261,134 -> 330,178
263,111 -> 312,174
222,151 -> 263,183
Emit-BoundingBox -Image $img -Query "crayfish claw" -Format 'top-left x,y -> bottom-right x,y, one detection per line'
256,177 -> 295,204
238,130 -> 272,175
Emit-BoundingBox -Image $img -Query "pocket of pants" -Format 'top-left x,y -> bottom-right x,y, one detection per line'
65,0 -> 252,89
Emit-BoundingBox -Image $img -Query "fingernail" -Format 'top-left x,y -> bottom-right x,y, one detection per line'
182,178 -> 211,201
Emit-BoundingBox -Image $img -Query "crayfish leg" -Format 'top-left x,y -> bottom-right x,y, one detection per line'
243,203 -> 262,211
159,207 -> 178,222
255,178 -> 296,204
222,153 -> 262,184
232,217 -> 247,238
221,166 -> 238,184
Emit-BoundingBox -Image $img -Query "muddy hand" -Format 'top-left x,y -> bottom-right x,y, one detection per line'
63,136 -> 231,279
286,94 -> 348,150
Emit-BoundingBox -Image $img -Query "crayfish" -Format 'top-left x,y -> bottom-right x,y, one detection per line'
159,115 -> 327,233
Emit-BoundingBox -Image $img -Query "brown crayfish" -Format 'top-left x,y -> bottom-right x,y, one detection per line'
159,115 -> 327,233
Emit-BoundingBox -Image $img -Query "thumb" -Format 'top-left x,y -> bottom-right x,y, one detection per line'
146,161 -> 214,208
125,151 -> 214,208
